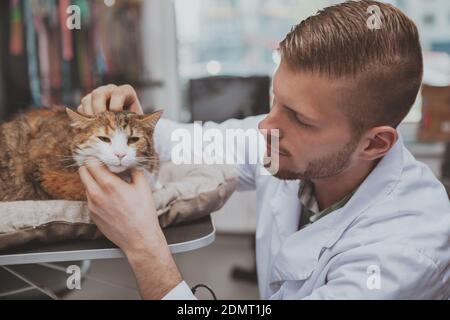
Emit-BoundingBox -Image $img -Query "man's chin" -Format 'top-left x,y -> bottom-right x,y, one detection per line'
264,162 -> 302,181
263,156 -> 303,181
271,169 -> 303,181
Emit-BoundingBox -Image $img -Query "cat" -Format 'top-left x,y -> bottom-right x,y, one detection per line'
0,106 -> 162,202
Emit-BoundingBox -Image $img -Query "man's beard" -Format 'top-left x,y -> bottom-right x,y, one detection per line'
267,138 -> 359,181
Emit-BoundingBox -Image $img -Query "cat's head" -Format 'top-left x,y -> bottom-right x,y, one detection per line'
65,108 -> 162,174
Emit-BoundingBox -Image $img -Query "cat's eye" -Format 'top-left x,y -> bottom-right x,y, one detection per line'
128,137 -> 140,144
98,136 -> 111,143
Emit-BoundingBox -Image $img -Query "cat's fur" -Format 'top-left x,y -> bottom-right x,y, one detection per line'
0,106 -> 162,201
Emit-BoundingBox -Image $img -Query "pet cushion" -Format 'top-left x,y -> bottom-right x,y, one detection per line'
0,163 -> 237,251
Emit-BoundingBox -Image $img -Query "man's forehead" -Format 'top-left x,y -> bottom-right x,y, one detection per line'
273,63 -> 351,120
272,65 -> 320,118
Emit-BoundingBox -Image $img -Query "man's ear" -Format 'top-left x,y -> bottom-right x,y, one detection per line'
138,110 -> 164,129
358,126 -> 398,161
66,108 -> 95,129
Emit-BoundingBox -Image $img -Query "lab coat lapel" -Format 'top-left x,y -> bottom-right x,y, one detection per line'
269,135 -> 405,284
322,134 -> 405,246
269,180 -> 301,241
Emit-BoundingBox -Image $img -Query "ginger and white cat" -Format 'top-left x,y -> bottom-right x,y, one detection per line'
0,106 -> 162,201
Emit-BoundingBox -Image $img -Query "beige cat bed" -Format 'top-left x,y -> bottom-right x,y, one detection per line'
0,163 -> 237,252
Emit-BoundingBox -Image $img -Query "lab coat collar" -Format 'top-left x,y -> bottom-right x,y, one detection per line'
322,134 -> 405,246
269,135 -> 405,283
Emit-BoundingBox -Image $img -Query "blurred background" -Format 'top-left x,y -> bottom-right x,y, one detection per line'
0,0 -> 449,299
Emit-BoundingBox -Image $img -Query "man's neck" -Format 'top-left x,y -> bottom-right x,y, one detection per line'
311,159 -> 380,211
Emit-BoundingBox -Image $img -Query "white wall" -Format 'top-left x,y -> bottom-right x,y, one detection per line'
140,0 -> 182,121
212,191 -> 258,234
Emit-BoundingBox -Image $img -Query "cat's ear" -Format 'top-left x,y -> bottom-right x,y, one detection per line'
66,108 -> 95,129
138,110 -> 164,129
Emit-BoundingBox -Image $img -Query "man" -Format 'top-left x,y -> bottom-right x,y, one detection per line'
77,0 -> 450,299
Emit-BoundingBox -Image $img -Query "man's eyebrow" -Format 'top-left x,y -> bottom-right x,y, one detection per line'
284,103 -> 317,123
295,110 -> 316,123
272,88 -> 317,123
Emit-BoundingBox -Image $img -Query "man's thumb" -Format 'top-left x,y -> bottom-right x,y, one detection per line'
131,168 -> 147,187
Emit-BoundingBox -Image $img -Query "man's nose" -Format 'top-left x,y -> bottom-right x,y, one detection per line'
258,114 -> 283,139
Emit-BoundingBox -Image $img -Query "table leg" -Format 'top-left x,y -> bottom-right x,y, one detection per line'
1,266 -> 59,300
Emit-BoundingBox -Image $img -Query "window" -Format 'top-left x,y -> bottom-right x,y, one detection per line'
175,0 -> 330,79
175,0 -> 450,126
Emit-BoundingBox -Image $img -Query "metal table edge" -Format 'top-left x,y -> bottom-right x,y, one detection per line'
0,224 -> 216,266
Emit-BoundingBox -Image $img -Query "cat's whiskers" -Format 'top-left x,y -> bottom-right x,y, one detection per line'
82,158 -> 106,166
135,156 -> 159,160
135,159 -> 158,166
54,155 -> 76,160
61,163 -> 79,169
135,160 -> 158,164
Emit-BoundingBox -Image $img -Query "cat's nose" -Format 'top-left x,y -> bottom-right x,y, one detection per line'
115,153 -> 126,161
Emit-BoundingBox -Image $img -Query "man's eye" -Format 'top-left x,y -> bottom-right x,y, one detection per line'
296,117 -> 310,127
98,136 -> 111,143
128,137 -> 140,144
298,120 -> 310,127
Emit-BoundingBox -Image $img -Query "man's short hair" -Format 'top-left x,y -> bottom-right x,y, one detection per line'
279,0 -> 423,134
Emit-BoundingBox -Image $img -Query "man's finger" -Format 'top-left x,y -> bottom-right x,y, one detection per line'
79,166 -> 102,196
84,158 -> 127,190
85,192 -> 108,226
131,168 -> 149,188
119,85 -> 143,115
91,88 -> 112,115
109,92 -> 127,112
127,101 -> 144,115
80,94 -> 93,115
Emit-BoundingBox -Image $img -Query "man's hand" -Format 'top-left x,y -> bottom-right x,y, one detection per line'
78,84 -> 144,115
79,159 -> 159,253
78,158 -> 182,299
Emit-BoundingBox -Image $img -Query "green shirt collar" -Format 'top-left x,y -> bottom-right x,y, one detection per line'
298,180 -> 358,230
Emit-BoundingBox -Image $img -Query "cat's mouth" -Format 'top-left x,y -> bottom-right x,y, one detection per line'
107,164 -> 131,174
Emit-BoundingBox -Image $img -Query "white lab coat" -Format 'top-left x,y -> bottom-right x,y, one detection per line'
156,115 -> 450,300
